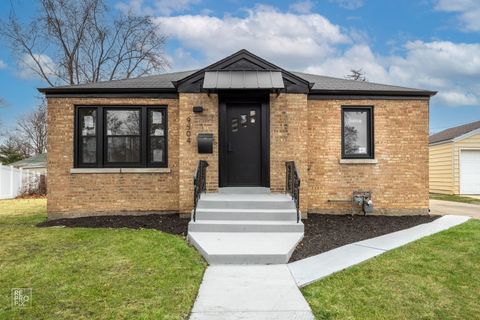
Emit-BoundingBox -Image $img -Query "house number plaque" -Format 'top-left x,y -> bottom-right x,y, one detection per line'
186,116 -> 192,143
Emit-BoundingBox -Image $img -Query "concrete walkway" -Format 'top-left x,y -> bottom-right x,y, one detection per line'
430,199 -> 480,219
190,215 -> 471,319
189,265 -> 314,320
288,215 -> 470,287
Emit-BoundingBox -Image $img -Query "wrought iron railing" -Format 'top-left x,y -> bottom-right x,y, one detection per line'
193,160 -> 209,222
285,161 -> 301,223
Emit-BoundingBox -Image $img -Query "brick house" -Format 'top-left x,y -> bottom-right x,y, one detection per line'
40,49 -> 436,220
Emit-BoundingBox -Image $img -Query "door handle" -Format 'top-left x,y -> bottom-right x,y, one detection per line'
227,142 -> 233,152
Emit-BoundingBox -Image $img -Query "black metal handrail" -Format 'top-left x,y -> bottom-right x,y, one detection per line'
193,160 -> 209,222
285,161 -> 301,223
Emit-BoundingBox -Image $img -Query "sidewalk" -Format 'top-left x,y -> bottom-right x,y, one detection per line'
189,265 -> 314,320
288,215 -> 470,287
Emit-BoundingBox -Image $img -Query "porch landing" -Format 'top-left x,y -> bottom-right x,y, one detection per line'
187,188 -> 304,264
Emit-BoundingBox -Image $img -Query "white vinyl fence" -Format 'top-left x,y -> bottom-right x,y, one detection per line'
0,164 -> 43,199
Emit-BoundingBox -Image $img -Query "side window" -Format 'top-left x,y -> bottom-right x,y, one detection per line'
148,109 -> 167,164
342,107 -> 374,159
78,108 -> 97,165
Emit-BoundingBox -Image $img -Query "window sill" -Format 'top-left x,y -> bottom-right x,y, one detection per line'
339,159 -> 378,165
70,168 -> 171,174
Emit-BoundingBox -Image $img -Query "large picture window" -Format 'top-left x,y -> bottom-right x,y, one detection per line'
341,107 -> 374,159
75,106 -> 168,168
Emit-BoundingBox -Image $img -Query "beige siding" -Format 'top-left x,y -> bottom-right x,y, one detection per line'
452,133 -> 480,194
429,142 -> 453,194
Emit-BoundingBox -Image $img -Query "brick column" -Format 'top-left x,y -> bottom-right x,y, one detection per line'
269,93 -> 309,215
178,93 -> 219,215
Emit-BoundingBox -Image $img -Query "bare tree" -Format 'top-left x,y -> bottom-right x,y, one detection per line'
15,101 -> 48,155
346,69 -> 367,81
1,0 -> 168,86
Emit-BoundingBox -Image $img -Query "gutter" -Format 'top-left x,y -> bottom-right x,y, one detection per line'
309,89 -> 437,97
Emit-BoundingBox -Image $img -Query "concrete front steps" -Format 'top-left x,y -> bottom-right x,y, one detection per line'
188,188 -> 304,264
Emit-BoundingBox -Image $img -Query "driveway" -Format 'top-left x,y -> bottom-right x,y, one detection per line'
429,199 -> 480,219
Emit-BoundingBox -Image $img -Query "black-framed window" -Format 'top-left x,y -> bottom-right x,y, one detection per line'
75,106 -> 168,168
341,106 -> 374,159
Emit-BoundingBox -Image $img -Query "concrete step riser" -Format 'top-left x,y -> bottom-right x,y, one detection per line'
198,200 -> 296,210
187,232 -> 303,264
188,223 -> 304,233
188,237 -> 288,264
195,211 -> 297,221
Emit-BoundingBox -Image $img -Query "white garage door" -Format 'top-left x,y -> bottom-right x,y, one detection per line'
460,150 -> 480,194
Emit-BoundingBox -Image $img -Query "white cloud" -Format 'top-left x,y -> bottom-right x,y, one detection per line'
17,54 -> 56,80
0,60 -> 6,69
304,44 -> 390,83
436,90 -> 479,106
155,5 -> 480,107
435,0 -> 480,31
330,0 -> 364,10
157,5 -> 350,70
289,0 -> 314,14
116,0 -> 200,16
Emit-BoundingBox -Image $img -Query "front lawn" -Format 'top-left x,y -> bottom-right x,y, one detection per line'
0,199 -> 206,319
430,193 -> 480,205
302,220 -> 480,319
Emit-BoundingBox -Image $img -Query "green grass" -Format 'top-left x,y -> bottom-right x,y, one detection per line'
0,199 -> 206,320
302,220 -> 480,320
430,193 -> 480,205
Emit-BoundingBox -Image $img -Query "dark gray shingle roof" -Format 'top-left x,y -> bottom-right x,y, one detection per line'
429,120 -> 480,144
39,69 -> 435,96
39,70 -> 196,92
10,154 -> 47,168
291,71 -> 432,94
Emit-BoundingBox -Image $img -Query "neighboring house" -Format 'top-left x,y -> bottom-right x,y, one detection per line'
39,50 -> 435,219
10,153 -> 47,175
429,120 -> 480,195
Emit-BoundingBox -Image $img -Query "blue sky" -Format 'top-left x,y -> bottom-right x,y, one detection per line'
1,0 -> 479,133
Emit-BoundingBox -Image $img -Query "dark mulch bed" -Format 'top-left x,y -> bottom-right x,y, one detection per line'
38,213 -> 440,262
290,214 -> 440,262
37,214 -> 189,236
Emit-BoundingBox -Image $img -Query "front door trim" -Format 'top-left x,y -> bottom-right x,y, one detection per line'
219,91 -> 270,187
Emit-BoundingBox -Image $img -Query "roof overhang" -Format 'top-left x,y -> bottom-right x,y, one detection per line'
429,140 -> 453,146
203,71 -> 284,90
452,128 -> 480,143
309,89 -> 437,98
37,87 -> 178,98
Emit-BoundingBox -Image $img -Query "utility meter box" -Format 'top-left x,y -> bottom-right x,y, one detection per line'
352,191 -> 373,214
197,133 -> 214,154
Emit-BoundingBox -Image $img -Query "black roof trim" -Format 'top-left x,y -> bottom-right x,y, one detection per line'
39,87 -> 177,94
308,94 -> 431,100
42,92 -> 178,99
309,89 -> 437,97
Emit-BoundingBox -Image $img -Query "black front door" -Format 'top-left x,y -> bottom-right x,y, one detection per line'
223,103 -> 263,186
